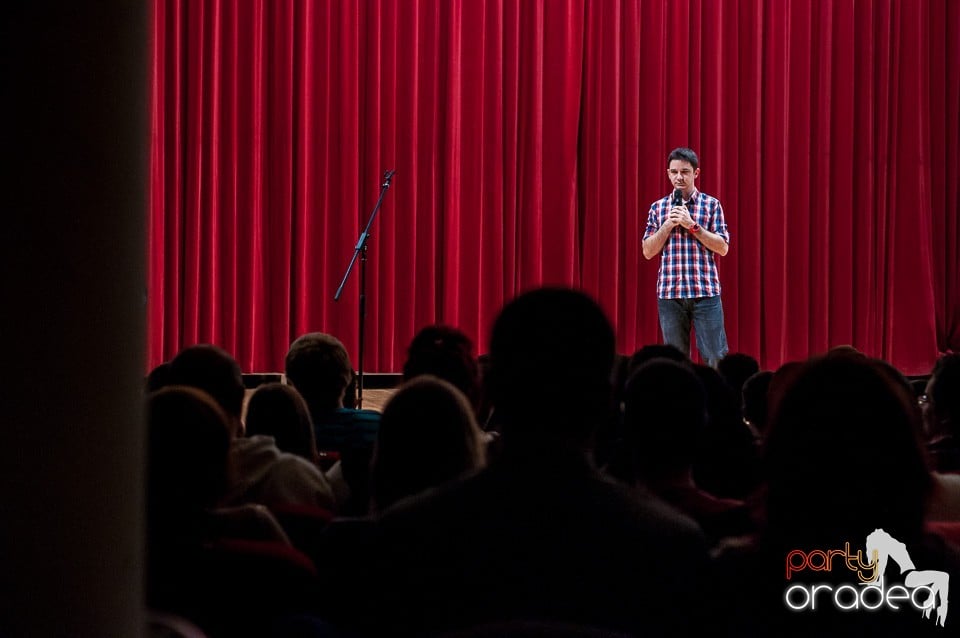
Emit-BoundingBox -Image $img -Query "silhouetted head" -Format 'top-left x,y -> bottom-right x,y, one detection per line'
825,344 -> 866,359
764,356 -> 931,544
627,344 -> 689,377
487,287 -> 615,449
874,359 -> 923,433
402,325 -> 480,410
925,354 -> 960,437
169,345 -> 245,432
371,376 -> 484,512
146,362 -> 174,393
693,364 -> 740,432
741,370 -> 773,435
767,360 -> 804,425
717,353 -> 760,396
285,333 -> 353,415
147,386 -> 232,534
623,359 -> 707,481
245,382 -> 318,463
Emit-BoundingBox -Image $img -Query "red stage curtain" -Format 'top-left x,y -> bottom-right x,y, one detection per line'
149,0 -> 959,375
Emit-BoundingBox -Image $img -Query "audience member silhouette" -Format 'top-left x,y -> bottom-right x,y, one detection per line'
329,288 -> 710,637
608,353 -> 632,403
146,361 -> 174,393
308,377 -> 487,604
168,346 -> 246,427
768,355 -> 931,543
825,344 -> 867,359
146,386 -> 301,635
147,386 -> 232,624
169,345 -> 334,509
245,382 -> 318,464
765,360 -> 804,434
146,386 -> 290,547
621,359 -> 753,542
285,333 -> 357,420
402,325 -> 481,412
601,344 -> 690,473
717,352 -> 760,399
147,386 -> 233,559
691,364 -> 761,499
284,333 -> 379,513
926,354 -> 960,473
714,355 -> 960,637
626,343 -> 689,375
592,353 -> 632,472
371,375 -> 485,513
284,332 -> 376,422
740,370 -> 773,438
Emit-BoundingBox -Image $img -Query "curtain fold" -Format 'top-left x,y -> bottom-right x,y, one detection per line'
149,0 -> 960,375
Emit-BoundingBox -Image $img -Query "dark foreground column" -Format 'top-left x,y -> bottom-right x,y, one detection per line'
1,4 -> 146,636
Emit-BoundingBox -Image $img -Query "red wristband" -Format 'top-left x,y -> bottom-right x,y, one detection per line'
689,224 -> 701,234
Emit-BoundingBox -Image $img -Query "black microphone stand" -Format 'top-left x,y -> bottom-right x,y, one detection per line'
334,169 -> 395,408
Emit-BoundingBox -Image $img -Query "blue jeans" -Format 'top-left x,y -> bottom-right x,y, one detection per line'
657,296 -> 729,368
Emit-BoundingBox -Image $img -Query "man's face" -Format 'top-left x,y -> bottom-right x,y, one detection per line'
668,159 -> 699,197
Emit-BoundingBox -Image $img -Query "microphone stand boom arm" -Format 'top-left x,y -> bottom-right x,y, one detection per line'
333,169 -> 396,408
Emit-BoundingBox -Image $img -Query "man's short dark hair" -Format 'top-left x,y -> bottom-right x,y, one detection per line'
285,332 -> 353,413
668,147 -> 699,169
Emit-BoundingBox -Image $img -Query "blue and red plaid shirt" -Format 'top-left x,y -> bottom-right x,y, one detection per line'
643,189 -> 730,299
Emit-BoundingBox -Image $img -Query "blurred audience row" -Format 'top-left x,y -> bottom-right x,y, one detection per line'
145,287 -> 960,637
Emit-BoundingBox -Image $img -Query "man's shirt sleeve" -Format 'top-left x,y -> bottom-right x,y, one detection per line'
643,203 -> 661,241
711,200 -> 731,244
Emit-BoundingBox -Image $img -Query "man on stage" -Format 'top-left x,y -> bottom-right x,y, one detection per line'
642,147 -> 730,367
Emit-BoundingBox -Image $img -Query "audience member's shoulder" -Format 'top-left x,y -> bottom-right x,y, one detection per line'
615,479 -> 707,542
927,472 -> 960,521
232,434 -> 282,459
268,448 -> 335,508
272,448 -> 326,481
378,462 -> 706,551
557,466 -> 703,532
334,407 -> 381,420
317,408 -> 380,431
342,408 -> 381,434
376,464 -> 487,524
711,533 -> 761,563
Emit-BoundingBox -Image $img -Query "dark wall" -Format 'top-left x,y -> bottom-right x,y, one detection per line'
1,5 -> 146,636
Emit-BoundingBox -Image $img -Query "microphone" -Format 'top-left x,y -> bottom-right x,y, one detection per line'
383,169 -> 396,187
671,188 -> 685,233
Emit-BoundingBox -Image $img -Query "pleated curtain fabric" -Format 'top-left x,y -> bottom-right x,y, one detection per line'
148,0 -> 960,375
